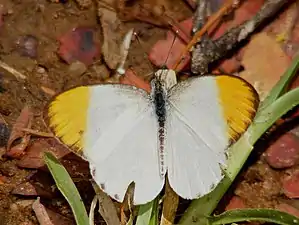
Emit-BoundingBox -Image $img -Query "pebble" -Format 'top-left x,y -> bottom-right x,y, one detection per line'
225,196 -> 247,211
276,203 -> 299,218
58,27 -> 100,66
16,35 -> 38,59
68,60 -> 87,77
265,133 -> 299,169
283,170 -> 299,198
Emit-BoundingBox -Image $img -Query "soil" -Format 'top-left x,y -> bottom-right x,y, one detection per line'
0,0 -> 298,225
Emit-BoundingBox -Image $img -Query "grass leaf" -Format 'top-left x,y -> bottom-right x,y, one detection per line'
44,152 -> 89,225
209,208 -> 299,225
136,197 -> 159,225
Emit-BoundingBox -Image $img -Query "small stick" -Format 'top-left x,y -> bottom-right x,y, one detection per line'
191,0 -> 291,74
0,60 -> 26,80
0,113 -> 8,125
173,0 -> 238,70
19,128 -> 54,138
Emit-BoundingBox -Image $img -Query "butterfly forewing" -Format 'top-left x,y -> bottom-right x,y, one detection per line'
166,75 -> 259,199
47,84 -> 164,205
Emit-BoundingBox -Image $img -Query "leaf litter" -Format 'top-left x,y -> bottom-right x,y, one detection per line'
0,0 -> 298,224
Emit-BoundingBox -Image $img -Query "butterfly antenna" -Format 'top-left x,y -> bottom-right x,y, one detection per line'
161,30 -> 178,70
156,32 -> 178,81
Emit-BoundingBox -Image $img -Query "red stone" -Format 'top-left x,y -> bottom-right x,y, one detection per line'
57,27 -> 101,66
283,170 -> 299,198
225,196 -> 247,211
265,133 -> 299,169
276,203 -> 299,218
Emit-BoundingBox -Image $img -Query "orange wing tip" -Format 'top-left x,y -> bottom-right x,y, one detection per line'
46,86 -> 90,154
215,75 -> 259,142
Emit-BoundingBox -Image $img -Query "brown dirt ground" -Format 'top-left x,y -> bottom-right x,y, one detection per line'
0,0 -> 298,225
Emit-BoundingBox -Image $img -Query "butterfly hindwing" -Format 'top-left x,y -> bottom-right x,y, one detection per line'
47,84 -> 164,204
166,75 -> 259,199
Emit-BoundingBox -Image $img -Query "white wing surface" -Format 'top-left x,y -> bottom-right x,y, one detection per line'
166,75 -> 258,199
47,84 -> 164,205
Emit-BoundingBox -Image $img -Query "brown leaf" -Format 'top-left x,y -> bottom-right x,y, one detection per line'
46,208 -> 74,225
17,139 -> 90,178
12,180 -> 56,199
160,178 -> 179,225
6,106 -> 33,158
97,2 -> 124,69
17,139 -> 70,169
92,181 -> 121,225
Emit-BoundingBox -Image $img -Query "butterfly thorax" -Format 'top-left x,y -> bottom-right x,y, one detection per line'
151,77 -> 167,177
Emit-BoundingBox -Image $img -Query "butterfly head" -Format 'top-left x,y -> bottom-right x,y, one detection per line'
150,69 -> 177,96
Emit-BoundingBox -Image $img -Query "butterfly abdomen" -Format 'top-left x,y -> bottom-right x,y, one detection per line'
153,80 -> 167,177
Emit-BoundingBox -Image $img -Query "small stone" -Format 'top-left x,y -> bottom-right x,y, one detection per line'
225,196 -> 247,211
16,35 -> 38,59
276,203 -> 299,218
36,66 -> 46,74
58,27 -> 101,66
68,61 -> 87,77
283,170 -> 299,198
265,133 -> 299,169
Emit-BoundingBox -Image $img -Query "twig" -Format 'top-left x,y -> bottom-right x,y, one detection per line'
0,60 -> 26,80
191,0 -> 292,74
0,113 -> 8,125
32,197 -> 54,225
192,0 -> 209,34
19,128 -> 54,138
173,0 -> 238,70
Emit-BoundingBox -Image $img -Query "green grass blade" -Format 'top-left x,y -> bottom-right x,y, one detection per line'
136,197 -> 159,225
149,198 -> 159,225
44,152 -> 89,225
179,87 -> 299,225
209,208 -> 299,225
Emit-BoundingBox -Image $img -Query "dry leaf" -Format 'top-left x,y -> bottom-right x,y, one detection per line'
97,2 -> 124,69
160,178 -> 179,225
92,181 -> 121,225
6,106 -> 33,158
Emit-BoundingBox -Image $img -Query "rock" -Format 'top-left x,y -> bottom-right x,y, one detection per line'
283,170 -> 299,198
225,196 -> 247,211
15,35 -> 38,59
276,203 -> 299,218
265,133 -> 299,169
58,27 -> 101,66
68,60 -> 87,77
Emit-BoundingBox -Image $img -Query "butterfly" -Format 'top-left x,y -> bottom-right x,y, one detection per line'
45,69 -> 259,205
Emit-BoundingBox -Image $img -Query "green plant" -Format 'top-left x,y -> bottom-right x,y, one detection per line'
44,54 -> 299,225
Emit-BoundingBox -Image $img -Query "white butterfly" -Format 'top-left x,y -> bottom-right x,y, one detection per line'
46,69 -> 259,205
